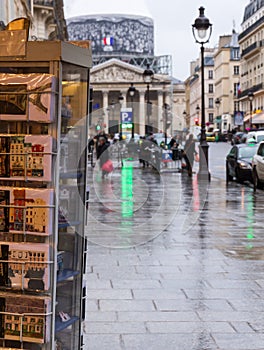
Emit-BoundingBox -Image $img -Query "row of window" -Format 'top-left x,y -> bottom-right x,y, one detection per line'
207,67 -> 239,78
6,314 -> 44,323
207,66 -> 239,94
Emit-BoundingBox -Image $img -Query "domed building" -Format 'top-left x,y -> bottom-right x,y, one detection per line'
65,1 -> 186,136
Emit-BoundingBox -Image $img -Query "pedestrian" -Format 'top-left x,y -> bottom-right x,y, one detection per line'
183,134 -> 197,177
139,137 -> 150,168
169,136 -> 177,149
97,136 -> 111,178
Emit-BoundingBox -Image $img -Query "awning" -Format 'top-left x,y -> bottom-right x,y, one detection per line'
214,116 -> 221,123
244,112 -> 264,123
253,112 -> 264,124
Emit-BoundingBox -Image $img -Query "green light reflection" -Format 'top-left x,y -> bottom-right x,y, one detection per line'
121,162 -> 134,218
246,192 -> 255,248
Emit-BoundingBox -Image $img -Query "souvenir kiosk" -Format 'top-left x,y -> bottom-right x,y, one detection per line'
0,26 -> 92,350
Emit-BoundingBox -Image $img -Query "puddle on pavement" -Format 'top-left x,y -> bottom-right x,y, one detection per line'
198,180 -> 264,261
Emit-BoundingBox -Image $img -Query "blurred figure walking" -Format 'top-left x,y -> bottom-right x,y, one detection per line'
183,134 -> 197,177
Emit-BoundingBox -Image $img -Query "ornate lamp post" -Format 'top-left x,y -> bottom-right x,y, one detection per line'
183,110 -> 188,132
143,64 -> 154,135
215,97 -> 221,131
128,83 -> 136,138
192,6 -> 212,181
118,93 -> 124,140
163,103 -> 170,146
248,91 -> 254,130
196,104 -> 200,124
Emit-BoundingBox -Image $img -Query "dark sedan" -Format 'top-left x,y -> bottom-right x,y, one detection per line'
231,131 -> 247,145
226,143 -> 258,183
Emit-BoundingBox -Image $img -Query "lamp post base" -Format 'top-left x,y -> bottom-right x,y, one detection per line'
197,143 -> 211,181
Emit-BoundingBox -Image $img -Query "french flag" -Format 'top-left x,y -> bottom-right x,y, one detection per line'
102,37 -> 114,46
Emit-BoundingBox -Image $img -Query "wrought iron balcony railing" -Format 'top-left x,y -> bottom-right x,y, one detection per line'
33,0 -> 53,7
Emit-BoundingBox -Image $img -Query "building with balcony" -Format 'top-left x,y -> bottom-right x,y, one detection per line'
238,0 -> 264,126
32,0 -> 68,40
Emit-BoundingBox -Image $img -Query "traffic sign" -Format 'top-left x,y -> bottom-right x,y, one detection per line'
162,150 -> 172,162
120,108 -> 133,123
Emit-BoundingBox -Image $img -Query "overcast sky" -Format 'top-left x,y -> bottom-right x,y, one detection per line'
64,0 -> 249,81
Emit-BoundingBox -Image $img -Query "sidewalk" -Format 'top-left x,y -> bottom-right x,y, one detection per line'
84,169 -> 264,350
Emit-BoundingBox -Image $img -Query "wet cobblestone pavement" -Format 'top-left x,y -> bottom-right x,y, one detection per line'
84,156 -> 264,350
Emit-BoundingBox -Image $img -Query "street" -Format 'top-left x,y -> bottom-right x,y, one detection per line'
84,142 -> 264,350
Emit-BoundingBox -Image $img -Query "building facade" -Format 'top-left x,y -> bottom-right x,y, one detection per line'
0,0 -> 32,25
32,0 -> 68,40
188,48 -> 216,138
238,0 -> 264,126
214,31 -> 241,131
0,0 -> 67,41
64,12 -> 187,138
90,59 -> 179,137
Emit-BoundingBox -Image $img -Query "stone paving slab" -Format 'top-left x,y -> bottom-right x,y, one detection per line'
84,168 -> 264,349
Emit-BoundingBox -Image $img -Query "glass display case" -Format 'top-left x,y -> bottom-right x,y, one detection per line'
0,39 -> 92,349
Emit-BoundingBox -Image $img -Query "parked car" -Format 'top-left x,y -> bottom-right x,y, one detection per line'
246,130 -> 264,144
206,132 -> 215,142
231,132 -> 247,145
252,141 -> 264,190
226,143 -> 258,183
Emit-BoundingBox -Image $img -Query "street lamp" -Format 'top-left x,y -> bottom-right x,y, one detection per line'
215,97 -> 221,130
143,64 -> 154,135
215,97 -> 220,109
107,100 -> 115,135
128,83 -> 136,138
196,104 -> 200,119
248,91 -> 254,130
192,6 -> 212,181
183,110 -> 188,131
118,93 -> 124,140
163,103 -> 170,146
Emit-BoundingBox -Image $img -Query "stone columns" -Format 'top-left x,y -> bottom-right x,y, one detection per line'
139,90 -> 145,136
120,90 -> 127,108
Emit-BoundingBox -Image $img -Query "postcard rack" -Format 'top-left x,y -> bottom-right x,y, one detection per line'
0,40 -> 92,349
